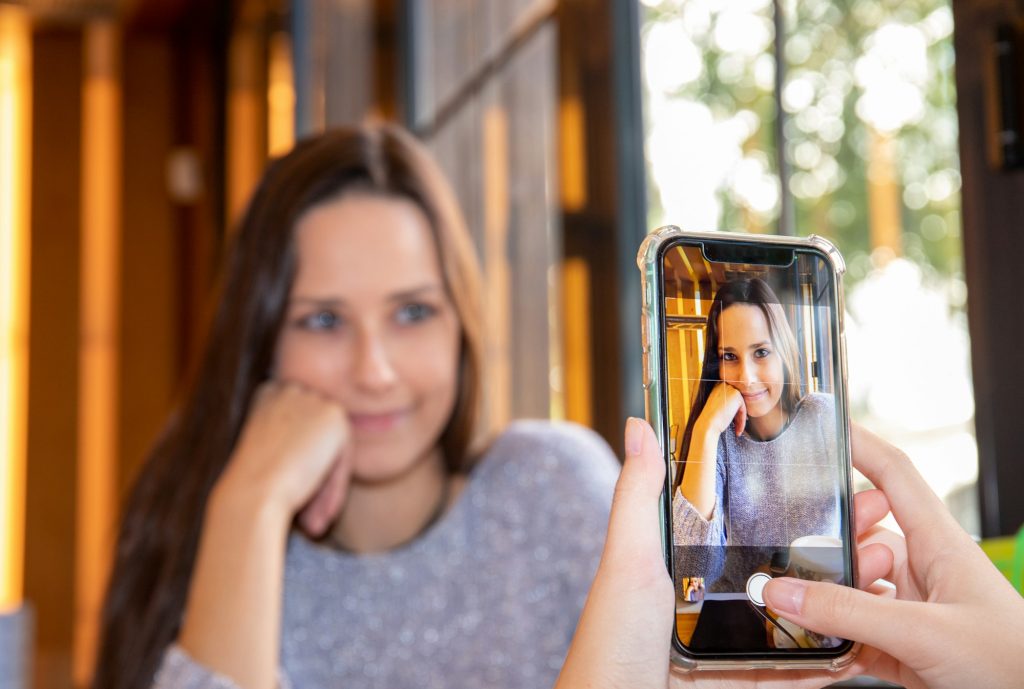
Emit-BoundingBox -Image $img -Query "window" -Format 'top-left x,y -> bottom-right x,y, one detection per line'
640,0 -> 975,535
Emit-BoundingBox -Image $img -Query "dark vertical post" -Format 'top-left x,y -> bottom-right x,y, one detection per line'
612,0 -> 648,420
398,0 -> 422,132
773,0 -> 794,236
291,0 -> 314,137
952,0 -> 1024,537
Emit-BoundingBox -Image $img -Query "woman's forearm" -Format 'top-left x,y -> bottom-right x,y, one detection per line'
679,426 -> 719,520
177,483 -> 291,689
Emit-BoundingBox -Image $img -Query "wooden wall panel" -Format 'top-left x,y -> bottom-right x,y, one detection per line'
504,23 -> 558,420
414,0 -> 560,425
324,0 -> 374,125
428,90 -> 484,255
26,28 -> 82,689
120,34 -> 178,493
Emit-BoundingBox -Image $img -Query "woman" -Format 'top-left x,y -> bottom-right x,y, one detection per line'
92,124 -> 619,689
672,278 -> 841,591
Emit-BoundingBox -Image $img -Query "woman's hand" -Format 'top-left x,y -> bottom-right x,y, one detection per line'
696,382 -> 747,439
680,383 -> 746,519
558,418 -> 860,689
762,425 -> 1024,689
556,418 -> 675,689
215,380 -> 354,536
179,381 -> 353,689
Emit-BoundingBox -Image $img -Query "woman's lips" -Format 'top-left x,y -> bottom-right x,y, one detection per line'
741,389 -> 768,403
348,410 -> 410,433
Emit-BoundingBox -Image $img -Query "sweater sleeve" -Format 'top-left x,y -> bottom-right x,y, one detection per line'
480,420 -> 618,652
671,434 -> 727,549
151,644 -> 292,689
671,439 -> 727,593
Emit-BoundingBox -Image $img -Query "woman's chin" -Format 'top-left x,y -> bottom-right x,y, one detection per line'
744,405 -> 771,419
349,446 -> 430,485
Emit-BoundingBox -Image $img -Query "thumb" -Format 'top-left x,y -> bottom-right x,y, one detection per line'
603,418 -> 667,564
556,418 -> 672,689
763,577 -> 926,656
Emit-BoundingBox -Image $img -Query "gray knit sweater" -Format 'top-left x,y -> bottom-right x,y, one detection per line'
151,421 -> 619,689
672,393 -> 842,591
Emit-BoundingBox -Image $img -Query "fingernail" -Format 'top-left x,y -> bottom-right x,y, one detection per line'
625,417 -> 644,457
765,577 -> 806,615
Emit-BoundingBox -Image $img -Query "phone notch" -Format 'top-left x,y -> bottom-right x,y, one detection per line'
699,241 -> 796,268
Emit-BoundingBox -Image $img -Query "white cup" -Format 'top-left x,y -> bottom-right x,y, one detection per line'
789,535 -> 844,584
785,536 -> 844,649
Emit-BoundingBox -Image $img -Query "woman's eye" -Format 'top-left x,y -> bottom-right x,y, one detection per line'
720,352 -> 737,362
298,310 -> 343,331
396,302 -> 437,325
754,348 -> 771,358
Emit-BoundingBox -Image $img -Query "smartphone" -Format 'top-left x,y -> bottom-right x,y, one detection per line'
637,227 -> 859,671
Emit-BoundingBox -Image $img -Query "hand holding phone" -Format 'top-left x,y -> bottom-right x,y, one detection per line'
557,419 -> 1024,689
763,425 -> 1024,689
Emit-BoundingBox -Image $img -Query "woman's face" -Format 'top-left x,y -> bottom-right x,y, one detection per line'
716,304 -> 785,419
275,193 -> 461,483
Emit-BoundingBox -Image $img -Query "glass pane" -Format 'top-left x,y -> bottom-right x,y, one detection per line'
641,0 -> 977,536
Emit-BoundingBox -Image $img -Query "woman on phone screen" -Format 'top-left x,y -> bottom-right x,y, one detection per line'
672,278 -> 841,590
92,124 -> 619,689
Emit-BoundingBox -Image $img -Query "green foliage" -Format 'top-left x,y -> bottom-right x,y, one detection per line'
641,0 -> 962,293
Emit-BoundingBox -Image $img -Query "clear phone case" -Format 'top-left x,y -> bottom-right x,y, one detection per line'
636,226 -> 860,672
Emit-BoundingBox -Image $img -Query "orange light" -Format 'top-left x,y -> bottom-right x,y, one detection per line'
483,106 -> 511,428
267,31 -> 295,157
0,3 -> 32,613
867,127 -> 902,261
75,19 -> 121,686
228,24 -> 262,227
561,257 -> 591,426
559,97 -> 587,212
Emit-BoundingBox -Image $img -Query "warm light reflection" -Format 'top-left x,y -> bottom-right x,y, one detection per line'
0,3 -> 31,613
559,97 -> 587,212
228,24 -> 262,227
866,127 -> 902,258
267,30 -> 295,157
483,106 -> 511,428
561,257 -> 591,426
76,19 -> 121,686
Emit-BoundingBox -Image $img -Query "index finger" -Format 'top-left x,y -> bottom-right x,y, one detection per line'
733,394 -> 747,437
850,424 -> 964,549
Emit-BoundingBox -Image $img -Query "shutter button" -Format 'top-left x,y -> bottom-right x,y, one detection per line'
746,572 -> 772,607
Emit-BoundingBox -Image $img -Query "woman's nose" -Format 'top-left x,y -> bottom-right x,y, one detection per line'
737,357 -> 758,387
353,331 -> 398,390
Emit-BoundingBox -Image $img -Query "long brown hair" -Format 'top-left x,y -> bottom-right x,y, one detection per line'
673,278 -> 802,493
92,124 -> 484,689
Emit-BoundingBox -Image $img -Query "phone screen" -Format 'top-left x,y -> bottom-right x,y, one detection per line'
660,237 -> 853,658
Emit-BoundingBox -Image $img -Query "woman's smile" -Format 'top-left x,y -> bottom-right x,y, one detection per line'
741,389 -> 768,403
348,408 -> 412,433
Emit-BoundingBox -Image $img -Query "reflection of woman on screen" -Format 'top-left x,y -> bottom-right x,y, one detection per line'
672,278 -> 840,589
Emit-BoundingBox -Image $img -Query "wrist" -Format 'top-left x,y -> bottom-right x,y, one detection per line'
208,475 -> 293,536
693,418 -> 720,443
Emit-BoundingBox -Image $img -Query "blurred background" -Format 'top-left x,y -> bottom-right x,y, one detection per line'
1,0 -> 1023,687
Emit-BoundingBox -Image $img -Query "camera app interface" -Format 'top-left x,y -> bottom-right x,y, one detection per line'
662,241 -> 850,654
